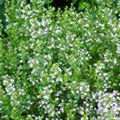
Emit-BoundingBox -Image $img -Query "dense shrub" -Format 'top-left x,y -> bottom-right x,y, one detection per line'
0,0 -> 120,119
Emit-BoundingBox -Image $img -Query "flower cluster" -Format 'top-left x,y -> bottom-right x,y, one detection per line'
0,0 -> 120,119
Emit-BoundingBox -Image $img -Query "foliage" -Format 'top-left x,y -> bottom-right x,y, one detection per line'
0,0 -> 5,27
0,0 -> 120,119
71,0 -> 120,11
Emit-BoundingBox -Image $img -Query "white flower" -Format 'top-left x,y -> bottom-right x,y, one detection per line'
85,24 -> 89,27
43,95 -> 49,100
10,79 -> 14,82
56,98 -> 59,101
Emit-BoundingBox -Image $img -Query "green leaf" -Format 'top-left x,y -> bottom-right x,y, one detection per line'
0,0 -> 4,5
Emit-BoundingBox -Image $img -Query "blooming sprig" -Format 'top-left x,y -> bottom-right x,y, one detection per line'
0,0 -> 120,119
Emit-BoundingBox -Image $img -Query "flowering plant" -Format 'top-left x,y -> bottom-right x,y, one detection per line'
0,0 -> 120,119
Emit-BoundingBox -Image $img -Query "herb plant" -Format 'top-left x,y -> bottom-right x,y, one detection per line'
0,0 -> 120,119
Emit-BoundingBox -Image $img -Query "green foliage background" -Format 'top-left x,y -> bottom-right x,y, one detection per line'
0,0 -> 120,119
